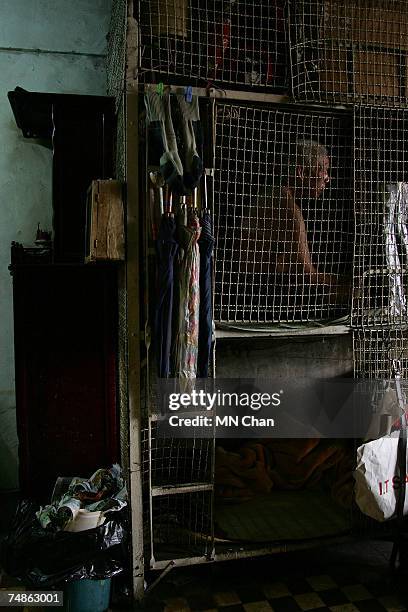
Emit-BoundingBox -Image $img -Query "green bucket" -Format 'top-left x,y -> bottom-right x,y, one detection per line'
63,578 -> 111,612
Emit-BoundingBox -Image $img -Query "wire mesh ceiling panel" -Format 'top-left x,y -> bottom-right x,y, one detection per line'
290,0 -> 408,106
213,102 -> 353,324
137,0 -> 288,90
352,106 -> 408,329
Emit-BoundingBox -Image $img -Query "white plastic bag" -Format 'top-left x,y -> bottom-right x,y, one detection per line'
354,433 -> 408,522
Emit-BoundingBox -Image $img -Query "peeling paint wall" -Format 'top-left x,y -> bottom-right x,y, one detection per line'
0,0 -> 112,489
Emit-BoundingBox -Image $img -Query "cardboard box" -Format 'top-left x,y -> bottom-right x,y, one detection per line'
321,0 -> 408,51
150,0 -> 188,38
85,180 -> 125,263
353,50 -> 399,98
317,1 -> 405,99
319,47 -> 349,96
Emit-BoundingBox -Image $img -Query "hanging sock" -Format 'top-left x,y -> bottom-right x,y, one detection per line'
145,91 -> 187,195
176,94 -> 204,191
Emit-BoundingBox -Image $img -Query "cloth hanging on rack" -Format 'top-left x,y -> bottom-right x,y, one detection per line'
155,214 -> 178,378
197,211 -> 215,377
172,207 -> 201,378
175,94 -> 203,191
383,182 -> 408,319
145,91 -> 203,195
145,91 -> 186,195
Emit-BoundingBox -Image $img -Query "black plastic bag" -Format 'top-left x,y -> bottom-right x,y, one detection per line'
1,500 -> 129,587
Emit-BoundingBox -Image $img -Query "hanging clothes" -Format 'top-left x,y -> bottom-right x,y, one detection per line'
383,182 -> 408,320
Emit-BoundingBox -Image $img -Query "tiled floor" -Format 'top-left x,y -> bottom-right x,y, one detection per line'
138,540 -> 408,612
1,490 -> 408,612
0,540 -> 407,611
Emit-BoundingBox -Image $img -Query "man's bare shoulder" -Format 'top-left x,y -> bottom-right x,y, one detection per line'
256,186 -> 298,220
258,185 -> 294,204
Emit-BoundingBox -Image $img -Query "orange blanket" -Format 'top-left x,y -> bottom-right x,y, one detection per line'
215,439 -> 354,507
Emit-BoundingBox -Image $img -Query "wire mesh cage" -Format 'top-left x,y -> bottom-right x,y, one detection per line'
213,102 -> 354,324
290,0 -> 408,106
137,0 -> 288,90
149,490 -> 213,561
352,106 -> 408,328
147,422 -> 213,486
353,328 -> 408,379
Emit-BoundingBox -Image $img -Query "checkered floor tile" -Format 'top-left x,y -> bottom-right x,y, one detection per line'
160,574 -> 407,611
1,535 -> 407,611
145,541 -> 408,612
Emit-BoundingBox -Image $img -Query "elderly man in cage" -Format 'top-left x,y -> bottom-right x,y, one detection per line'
248,139 -> 349,303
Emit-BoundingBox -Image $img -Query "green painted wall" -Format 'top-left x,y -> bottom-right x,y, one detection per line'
0,0 -> 112,489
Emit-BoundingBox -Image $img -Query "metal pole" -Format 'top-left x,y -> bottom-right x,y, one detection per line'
126,89 -> 145,602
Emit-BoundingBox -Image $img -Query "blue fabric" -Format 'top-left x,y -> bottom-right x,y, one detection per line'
197,212 -> 215,378
155,215 -> 178,378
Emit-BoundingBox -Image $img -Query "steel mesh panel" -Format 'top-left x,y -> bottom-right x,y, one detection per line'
118,272 -> 130,474
115,98 -> 127,183
353,328 -> 408,379
107,0 -> 127,182
213,102 -> 353,324
150,490 -> 212,559
107,0 -> 127,106
149,425 -> 212,486
352,106 -> 408,328
107,0 -> 129,472
138,0 -> 288,89
290,0 -> 408,106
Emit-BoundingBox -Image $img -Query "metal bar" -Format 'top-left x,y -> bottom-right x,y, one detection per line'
141,82 -> 290,103
145,561 -> 175,595
151,483 -> 214,497
149,534 -> 354,570
126,89 -> 145,602
215,325 -> 351,338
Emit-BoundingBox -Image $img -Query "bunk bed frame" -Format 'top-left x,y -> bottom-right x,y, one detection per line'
107,0 -> 408,601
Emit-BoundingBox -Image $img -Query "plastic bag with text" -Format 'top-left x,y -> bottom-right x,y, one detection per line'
354,434 -> 408,522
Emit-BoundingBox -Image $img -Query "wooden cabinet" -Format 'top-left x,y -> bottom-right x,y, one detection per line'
11,261 -> 119,501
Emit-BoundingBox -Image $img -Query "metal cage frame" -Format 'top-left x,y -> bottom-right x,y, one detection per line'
107,0 -> 408,603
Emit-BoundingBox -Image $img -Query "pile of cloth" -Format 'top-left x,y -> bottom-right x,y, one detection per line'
37,464 -> 127,531
215,439 -> 354,508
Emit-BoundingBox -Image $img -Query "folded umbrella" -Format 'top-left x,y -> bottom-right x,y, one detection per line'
197,210 -> 215,377
172,207 -> 201,378
155,213 -> 178,378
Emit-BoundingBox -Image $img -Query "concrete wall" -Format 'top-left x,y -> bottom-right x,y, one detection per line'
0,0 -> 112,489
